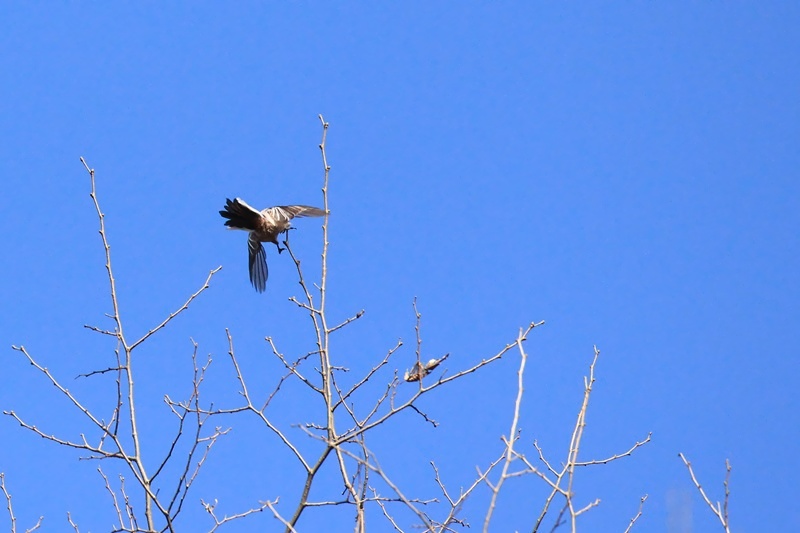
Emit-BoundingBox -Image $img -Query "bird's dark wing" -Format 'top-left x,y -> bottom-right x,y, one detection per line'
220,198 -> 263,231
276,205 -> 328,219
248,234 -> 268,292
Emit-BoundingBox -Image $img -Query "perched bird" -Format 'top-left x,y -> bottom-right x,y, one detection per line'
219,197 -> 327,292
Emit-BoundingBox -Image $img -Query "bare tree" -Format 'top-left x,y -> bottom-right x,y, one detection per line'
5,159 -> 229,532
4,116 -> 661,532
187,116 -> 653,532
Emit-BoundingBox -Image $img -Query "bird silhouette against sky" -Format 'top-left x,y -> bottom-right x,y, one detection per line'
220,197 -> 327,292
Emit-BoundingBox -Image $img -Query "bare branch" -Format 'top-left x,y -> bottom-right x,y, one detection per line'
83,325 -> 118,337
7,346 -> 112,435
129,266 -> 222,350
574,498 -> 601,516
1,473 -> 17,533
80,157 -> 126,350
435,454 -> 505,533
327,310 -> 365,334
202,498 -> 271,533
372,487 -> 405,533
531,346 -> 651,532
266,500 -> 297,533
98,467 -> 124,527
339,321 -> 544,444
66,512 -> 80,532
623,494 -> 648,533
573,433 -> 652,466
221,330 -> 310,472
678,454 -> 731,532
484,326 -> 530,532
334,340 -> 403,409
265,336 -> 322,397
338,446 -> 435,530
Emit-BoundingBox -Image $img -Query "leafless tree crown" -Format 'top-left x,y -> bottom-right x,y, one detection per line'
3,116 -> 730,532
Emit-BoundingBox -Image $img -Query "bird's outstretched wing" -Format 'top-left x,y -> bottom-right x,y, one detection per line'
248,234 -> 268,292
220,198 -> 263,231
276,205 -> 328,219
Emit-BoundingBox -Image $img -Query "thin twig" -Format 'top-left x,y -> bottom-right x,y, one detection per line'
328,310 -> 365,334
573,433 -> 652,466
622,494 -> 648,533
129,266 -> 222,350
66,512 -> 80,532
678,454 -> 731,532
0,473 -> 17,533
202,498 -> 271,533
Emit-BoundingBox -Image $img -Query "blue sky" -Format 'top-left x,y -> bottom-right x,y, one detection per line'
1,3 -> 798,532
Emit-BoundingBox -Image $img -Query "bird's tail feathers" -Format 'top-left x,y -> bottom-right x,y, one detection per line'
220,198 -> 262,230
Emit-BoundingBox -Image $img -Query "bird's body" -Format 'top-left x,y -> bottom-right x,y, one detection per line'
220,198 -> 327,292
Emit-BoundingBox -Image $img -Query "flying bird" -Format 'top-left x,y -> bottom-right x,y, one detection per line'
220,197 -> 327,292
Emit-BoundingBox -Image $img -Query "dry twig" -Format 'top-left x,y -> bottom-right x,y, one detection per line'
678,454 -> 731,532
622,494 -> 648,533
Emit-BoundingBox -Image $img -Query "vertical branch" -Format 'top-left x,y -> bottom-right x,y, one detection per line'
124,344 -> 152,529
316,114 -> 333,417
79,158 -> 156,531
565,346 -> 599,531
316,115 -> 365,530
285,116 -> 365,532
80,157 -> 127,350
112,339 -> 124,436
0,473 -> 17,533
413,298 -> 423,392
483,327 -> 529,532
317,114 -> 331,320
315,115 -> 333,424
723,459 -> 731,526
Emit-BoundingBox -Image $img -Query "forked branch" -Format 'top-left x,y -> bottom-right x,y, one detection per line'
678,454 -> 731,532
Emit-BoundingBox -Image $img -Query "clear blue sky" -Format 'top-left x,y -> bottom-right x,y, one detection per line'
1,3 -> 798,532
